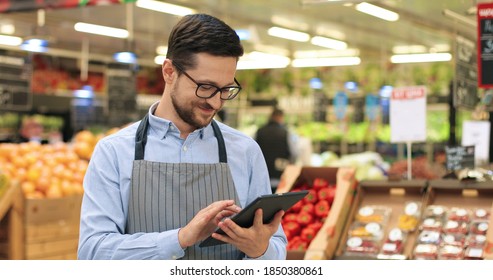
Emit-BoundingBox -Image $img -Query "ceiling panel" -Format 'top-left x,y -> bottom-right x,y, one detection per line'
0,0 -> 487,66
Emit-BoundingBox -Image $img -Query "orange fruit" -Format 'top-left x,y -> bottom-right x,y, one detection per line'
21,181 -> 36,196
46,184 -> 63,199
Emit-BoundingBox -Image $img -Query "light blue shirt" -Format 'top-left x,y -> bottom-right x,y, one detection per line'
78,103 -> 287,260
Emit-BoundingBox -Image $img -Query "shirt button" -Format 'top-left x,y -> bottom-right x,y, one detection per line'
183,146 -> 187,151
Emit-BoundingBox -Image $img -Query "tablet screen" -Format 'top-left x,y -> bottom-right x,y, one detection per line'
199,190 -> 308,247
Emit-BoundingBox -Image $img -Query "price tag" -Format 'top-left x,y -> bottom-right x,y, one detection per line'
445,145 -> 475,171
461,121 -> 491,166
390,86 -> 427,143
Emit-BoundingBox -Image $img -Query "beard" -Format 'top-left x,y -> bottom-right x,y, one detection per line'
170,85 -> 216,130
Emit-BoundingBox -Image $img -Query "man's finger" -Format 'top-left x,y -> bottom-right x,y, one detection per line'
253,208 -> 264,227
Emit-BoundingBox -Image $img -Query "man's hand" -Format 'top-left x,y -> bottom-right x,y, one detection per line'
178,200 -> 241,248
212,208 -> 284,258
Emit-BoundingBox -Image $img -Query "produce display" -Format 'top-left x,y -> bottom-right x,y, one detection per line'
342,205 -> 392,258
412,205 -> 490,260
0,126 -> 123,200
388,156 -> 446,180
281,178 -> 336,251
0,141 -> 86,199
312,151 -> 388,181
341,201 -> 423,259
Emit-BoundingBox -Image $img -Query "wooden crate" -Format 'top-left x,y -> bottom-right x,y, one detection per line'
23,195 -> 82,260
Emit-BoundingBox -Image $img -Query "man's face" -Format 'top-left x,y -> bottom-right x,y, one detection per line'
170,53 -> 238,130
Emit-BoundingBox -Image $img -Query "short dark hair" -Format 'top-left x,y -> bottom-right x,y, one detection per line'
271,108 -> 284,119
166,14 -> 244,70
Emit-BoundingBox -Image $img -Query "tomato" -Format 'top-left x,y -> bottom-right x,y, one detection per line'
296,211 -> 314,226
312,178 -> 329,190
283,213 -> 298,222
300,203 -> 315,214
315,200 -> 330,218
303,189 -> 318,204
301,227 -> 317,242
282,221 -> 301,236
318,187 -> 336,205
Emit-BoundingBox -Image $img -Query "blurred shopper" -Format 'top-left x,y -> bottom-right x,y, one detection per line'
18,117 -> 45,143
78,14 -> 286,260
255,107 -> 298,193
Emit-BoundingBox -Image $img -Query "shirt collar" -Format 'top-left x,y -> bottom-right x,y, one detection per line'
147,101 -> 213,140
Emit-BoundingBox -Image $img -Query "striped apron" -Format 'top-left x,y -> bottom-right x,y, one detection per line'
126,114 -> 242,259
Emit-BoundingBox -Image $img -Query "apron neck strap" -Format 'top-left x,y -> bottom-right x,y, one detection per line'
134,114 -> 227,163
135,113 -> 150,160
211,120 -> 227,163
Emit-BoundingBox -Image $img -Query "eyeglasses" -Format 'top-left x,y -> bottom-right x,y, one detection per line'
173,62 -> 242,100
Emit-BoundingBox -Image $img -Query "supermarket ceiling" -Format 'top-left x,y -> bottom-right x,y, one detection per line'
0,0 -> 490,67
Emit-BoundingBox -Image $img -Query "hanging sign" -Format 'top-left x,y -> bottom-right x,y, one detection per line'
365,93 -> 379,122
461,120 -> 491,166
0,54 -> 32,111
390,86 -> 427,143
477,2 -> 493,88
455,36 -> 478,109
333,91 -> 347,121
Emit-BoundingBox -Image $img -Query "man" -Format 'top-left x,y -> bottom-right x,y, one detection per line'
78,14 -> 287,260
255,108 -> 297,193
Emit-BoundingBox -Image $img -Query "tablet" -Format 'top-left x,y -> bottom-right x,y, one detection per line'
199,190 -> 308,247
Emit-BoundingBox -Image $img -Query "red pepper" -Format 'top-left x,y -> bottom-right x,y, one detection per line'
282,221 -> 301,236
283,213 -> 298,222
303,189 -> 318,204
284,230 -> 293,241
287,236 -> 303,250
312,178 -> 329,190
296,212 -> 314,226
300,203 -> 315,214
317,187 -> 336,205
314,200 -> 330,218
308,221 -> 323,232
294,240 -> 308,250
301,227 -> 317,242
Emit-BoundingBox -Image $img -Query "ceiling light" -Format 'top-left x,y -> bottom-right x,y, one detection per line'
390,53 -> 452,64
356,2 -> 399,21
113,51 -> 137,64
154,55 -> 165,65
292,56 -> 361,67
267,27 -> 310,42
74,22 -> 129,38
20,38 -> 49,52
0,34 -> 22,46
237,51 -> 291,70
294,48 -> 360,58
311,36 -> 347,50
235,29 -> 251,40
0,23 -> 15,34
156,45 -> 168,55
73,85 -> 94,99
136,0 -> 195,16
392,45 -> 427,54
